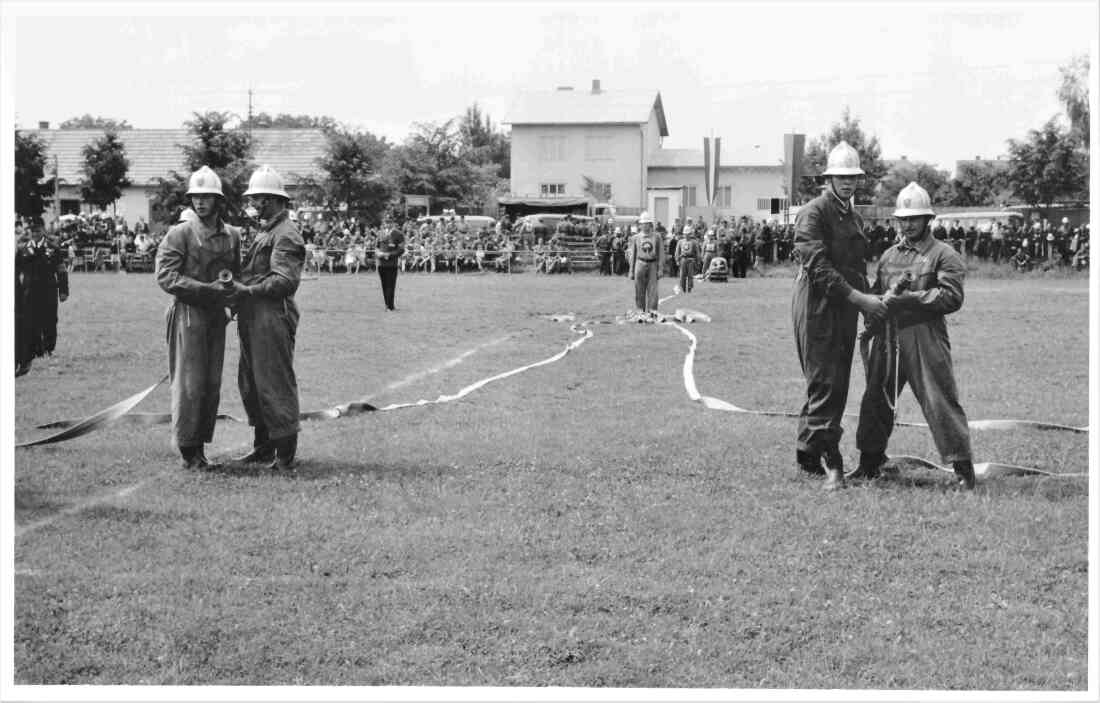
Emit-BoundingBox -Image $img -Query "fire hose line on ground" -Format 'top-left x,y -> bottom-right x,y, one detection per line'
15,291 -> 1089,483
14,327 -> 594,449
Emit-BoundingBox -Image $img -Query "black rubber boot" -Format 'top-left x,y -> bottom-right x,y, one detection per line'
180,445 -> 206,471
953,460 -> 976,490
796,450 -> 825,476
238,427 -> 275,463
269,434 -> 298,471
849,452 -> 887,480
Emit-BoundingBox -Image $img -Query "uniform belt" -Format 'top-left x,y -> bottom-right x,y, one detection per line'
638,258 -> 657,262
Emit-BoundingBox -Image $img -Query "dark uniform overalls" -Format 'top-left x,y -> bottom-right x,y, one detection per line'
236,211 -> 305,442
792,190 -> 868,459
156,220 -> 241,449
856,233 -> 972,464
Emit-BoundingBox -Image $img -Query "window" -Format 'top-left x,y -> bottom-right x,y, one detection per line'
585,136 -> 613,161
540,183 -> 566,197
720,186 -> 732,208
539,136 -> 567,162
757,197 -> 789,211
686,186 -> 697,207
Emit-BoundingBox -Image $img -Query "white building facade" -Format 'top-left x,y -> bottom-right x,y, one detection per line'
505,81 -> 789,228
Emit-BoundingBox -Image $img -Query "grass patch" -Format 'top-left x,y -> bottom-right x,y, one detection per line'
13,268 -> 1089,689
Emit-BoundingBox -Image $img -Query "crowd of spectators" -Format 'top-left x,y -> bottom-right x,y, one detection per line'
22,207 -> 1090,276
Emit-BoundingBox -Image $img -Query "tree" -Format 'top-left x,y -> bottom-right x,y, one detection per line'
384,119 -> 496,212
245,112 -> 339,133
1006,118 -> 1088,213
80,130 -> 131,212
15,131 -> 53,221
312,127 -> 393,222
458,103 -> 510,179
874,159 -> 953,207
59,114 -> 132,130
949,160 -> 1011,207
1057,53 -> 1089,147
798,107 -> 888,205
149,111 -> 254,224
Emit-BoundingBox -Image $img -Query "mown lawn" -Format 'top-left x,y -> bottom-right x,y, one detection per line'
11,265 -> 1090,690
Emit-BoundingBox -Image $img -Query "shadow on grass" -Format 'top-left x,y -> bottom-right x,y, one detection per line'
14,490 -> 68,523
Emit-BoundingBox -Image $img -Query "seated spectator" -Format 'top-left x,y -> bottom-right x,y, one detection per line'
1011,247 -> 1031,272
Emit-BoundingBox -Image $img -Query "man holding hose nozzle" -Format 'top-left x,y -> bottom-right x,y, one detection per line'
792,142 -> 886,491
155,167 -> 241,471
852,182 -> 975,489
226,165 -> 307,471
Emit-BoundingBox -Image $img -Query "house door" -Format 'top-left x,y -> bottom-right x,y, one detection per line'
653,198 -> 669,231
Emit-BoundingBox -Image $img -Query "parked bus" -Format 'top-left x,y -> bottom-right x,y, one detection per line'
932,210 -> 1025,233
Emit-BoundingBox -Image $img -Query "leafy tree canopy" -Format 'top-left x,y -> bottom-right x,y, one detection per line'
81,130 -> 132,210
799,107 -> 887,205
59,114 -> 132,130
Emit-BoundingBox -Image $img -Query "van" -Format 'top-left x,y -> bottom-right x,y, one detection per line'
932,211 -> 1024,233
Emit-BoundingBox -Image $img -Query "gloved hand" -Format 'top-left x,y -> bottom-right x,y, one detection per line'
848,290 -> 887,323
225,279 -> 252,303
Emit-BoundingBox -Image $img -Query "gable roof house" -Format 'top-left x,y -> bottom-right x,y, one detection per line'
18,126 -> 327,226
503,80 -> 788,229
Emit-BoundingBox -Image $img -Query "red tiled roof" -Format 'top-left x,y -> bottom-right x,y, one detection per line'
18,128 -> 327,186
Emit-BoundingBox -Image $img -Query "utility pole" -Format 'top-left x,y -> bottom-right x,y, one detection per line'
247,87 -> 254,139
53,154 -> 60,223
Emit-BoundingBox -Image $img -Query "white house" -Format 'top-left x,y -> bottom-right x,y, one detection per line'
503,80 -> 790,231
504,80 -> 667,214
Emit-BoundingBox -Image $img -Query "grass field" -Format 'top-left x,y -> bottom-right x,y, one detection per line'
10,264 -> 1091,691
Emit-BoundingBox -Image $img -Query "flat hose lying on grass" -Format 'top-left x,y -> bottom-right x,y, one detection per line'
15,327 -> 593,448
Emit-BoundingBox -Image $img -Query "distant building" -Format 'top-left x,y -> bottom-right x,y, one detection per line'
18,126 -> 327,226
503,80 -> 788,231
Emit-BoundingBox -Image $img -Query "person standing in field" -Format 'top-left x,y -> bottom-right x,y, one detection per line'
628,211 -> 665,314
155,166 -> 240,470
675,226 -> 701,293
15,222 -> 70,377
227,165 -> 306,471
852,182 -> 976,490
375,220 -> 405,310
791,141 -> 887,491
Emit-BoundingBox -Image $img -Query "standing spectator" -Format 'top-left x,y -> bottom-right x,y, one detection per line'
611,227 -> 628,275
729,234 -> 748,278
675,228 -> 701,293
155,166 -> 240,470
853,182 -> 975,490
700,229 -> 718,276
791,142 -> 886,490
375,220 -> 405,310
227,165 -> 306,471
15,222 -> 70,377
594,227 -> 612,275
628,211 -> 665,313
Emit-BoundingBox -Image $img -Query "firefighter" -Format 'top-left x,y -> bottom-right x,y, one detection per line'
792,141 -> 887,490
594,226 -> 612,275
628,211 -> 665,313
155,166 -> 241,470
675,226 -> 701,293
227,165 -> 306,470
15,222 -> 69,377
852,182 -> 976,489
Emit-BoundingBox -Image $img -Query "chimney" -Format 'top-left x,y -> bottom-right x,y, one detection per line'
38,121 -> 49,129
556,86 -> 574,91
591,79 -> 601,94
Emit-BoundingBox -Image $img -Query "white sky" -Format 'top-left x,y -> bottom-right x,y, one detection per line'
4,1 -> 1098,174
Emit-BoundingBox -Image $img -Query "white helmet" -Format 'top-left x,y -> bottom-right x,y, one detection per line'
186,166 -> 223,197
638,211 -> 654,225
178,207 -> 199,223
822,141 -> 864,176
244,165 -> 290,199
893,182 -> 935,218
